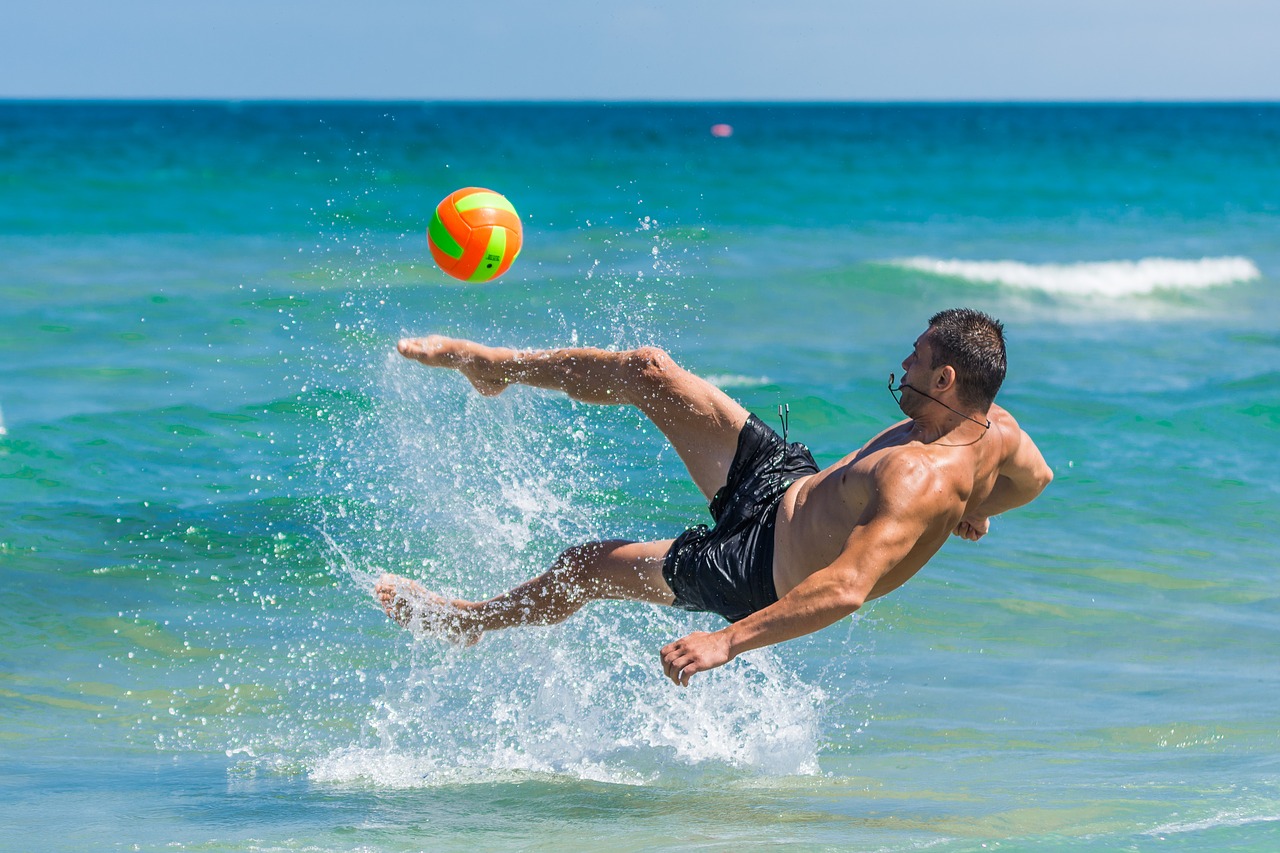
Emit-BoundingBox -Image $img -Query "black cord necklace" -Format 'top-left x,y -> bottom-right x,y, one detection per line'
888,373 -> 992,431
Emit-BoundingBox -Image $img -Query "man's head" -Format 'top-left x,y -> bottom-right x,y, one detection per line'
923,308 -> 1007,410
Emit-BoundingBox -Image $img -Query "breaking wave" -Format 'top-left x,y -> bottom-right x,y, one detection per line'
889,256 -> 1261,296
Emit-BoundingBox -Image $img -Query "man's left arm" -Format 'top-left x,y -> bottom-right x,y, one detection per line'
660,456 -> 949,686
955,426 -> 1053,541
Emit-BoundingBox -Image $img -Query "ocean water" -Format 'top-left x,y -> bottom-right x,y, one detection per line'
1,102 -> 1278,851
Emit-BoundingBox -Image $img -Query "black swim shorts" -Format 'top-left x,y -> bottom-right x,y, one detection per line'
662,414 -> 820,622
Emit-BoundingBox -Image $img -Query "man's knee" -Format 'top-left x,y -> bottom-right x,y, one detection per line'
551,543 -> 602,588
626,346 -> 676,399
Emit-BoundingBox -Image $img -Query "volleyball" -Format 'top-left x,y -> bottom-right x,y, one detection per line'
426,187 -> 523,282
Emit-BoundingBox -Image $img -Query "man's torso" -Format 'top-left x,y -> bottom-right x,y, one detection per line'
771,405 -> 1016,598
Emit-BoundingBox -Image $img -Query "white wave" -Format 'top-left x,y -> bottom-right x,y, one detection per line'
889,256 -> 1261,296
1146,809 -> 1280,836
706,373 -> 771,389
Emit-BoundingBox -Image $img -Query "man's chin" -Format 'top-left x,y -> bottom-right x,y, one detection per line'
896,393 -> 923,419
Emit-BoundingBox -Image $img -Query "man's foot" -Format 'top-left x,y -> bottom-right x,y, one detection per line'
397,335 -> 510,397
375,573 -> 482,647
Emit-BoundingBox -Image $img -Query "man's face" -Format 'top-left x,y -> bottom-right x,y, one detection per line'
897,329 -> 937,417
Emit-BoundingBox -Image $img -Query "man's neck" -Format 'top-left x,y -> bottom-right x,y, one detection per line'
908,411 -> 986,446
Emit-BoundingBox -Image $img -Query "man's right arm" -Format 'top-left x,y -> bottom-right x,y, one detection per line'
661,453 -> 948,685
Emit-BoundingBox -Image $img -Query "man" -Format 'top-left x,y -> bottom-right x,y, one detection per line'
377,308 -> 1052,686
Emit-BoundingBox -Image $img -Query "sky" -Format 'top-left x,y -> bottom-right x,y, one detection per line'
3,0 -> 1278,101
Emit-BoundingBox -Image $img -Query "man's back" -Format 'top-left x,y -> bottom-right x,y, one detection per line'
773,404 -> 1029,600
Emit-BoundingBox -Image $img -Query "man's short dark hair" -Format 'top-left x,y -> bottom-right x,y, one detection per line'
927,308 -> 1007,409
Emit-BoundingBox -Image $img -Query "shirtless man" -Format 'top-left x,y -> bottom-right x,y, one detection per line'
377,308 -> 1052,686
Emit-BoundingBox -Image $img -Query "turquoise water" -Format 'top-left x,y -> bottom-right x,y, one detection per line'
2,102 -> 1278,850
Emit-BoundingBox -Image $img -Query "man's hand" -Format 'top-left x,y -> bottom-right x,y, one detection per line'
953,514 -> 990,541
660,630 -> 734,686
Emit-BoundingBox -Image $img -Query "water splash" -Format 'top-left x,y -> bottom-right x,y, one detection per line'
308,349 -> 825,785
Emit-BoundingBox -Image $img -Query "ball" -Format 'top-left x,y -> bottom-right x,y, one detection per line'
426,187 -> 523,282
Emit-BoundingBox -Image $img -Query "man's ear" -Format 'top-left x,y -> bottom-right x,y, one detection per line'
936,365 -> 956,391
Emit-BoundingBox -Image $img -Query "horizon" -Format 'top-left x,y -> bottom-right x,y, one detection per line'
5,97 -> 1279,106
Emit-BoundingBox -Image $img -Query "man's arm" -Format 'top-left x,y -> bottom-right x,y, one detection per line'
660,455 -> 950,686
954,423 -> 1053,541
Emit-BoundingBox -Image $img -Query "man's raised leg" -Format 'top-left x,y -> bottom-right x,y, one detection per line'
397,335 -> 749,500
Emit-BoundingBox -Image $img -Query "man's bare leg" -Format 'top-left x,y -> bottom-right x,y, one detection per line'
376,539 -> 675,643
397,335 -> 748,500
386,334 -> 744,639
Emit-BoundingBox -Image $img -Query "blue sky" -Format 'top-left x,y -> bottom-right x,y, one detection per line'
4,0 -> 1277,100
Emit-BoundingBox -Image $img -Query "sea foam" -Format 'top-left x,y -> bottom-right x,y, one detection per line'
889,256 -> 1261,296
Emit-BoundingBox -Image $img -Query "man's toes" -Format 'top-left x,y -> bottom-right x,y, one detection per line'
396,339 -> 428,362
397,336 -> 440,356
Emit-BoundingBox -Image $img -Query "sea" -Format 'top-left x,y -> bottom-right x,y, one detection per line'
1,102 -> 1277,851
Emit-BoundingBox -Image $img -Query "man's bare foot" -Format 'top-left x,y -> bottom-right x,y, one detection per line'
397,335 -> 510,397
375,573 -> 482,647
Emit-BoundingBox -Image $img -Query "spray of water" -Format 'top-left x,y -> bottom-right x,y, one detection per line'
312,345 -> 826,785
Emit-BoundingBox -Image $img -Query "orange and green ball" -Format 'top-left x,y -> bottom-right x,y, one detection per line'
426,187 -> 522,282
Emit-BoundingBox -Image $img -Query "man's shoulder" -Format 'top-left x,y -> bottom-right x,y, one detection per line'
988,403 -> 1022,436
988,404 -> 1029,466
866,441 -> 976,520
835,446 -> 957,532
842,442 -> 946,501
